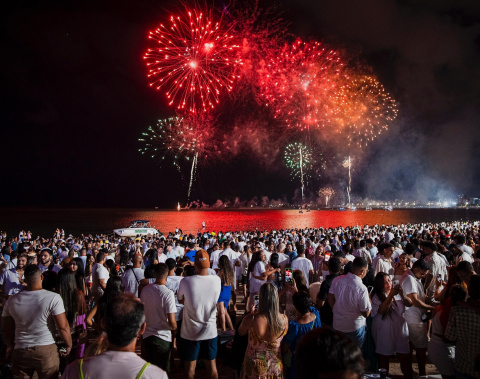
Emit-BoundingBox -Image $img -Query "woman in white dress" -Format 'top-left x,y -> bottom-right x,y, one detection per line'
371,272 -> 413,379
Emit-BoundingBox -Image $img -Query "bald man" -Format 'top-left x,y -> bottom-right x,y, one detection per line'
122,254 -> 145,298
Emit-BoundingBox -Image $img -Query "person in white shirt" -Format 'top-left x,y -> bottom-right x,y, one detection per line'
92,252 -> 109,303
165,258 -> 183,322
455,235 -> 474,258
248,251 -> 280,312
328,257 -> 372,347
0,253 -> 27,297
291,245 -> 314,286
373,243 -> 395,278
366,238 -> 378,261
177,250 -> 221,379
400,259 -> 435,377
37,248 -> 62,274
2,265 -> 72,379
422,241 -> 448,304
121,254 -> 144,297
63,293 -> 167,379
140,263 -> 177,374
165,243 -> 179,260
210,243 -> 223,270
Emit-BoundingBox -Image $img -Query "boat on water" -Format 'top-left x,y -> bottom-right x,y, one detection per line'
113,220 -> 160,237
365,206 -> 373,211
384,206 -> 393,211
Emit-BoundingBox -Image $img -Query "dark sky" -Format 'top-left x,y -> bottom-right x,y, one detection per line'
1,0 -> 480,208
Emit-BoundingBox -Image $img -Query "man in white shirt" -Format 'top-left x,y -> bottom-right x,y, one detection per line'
366,239 -> 378,261
210,243 -> 223,270
63,293 -> 167,379
373,243 -> 395,278
140,263 -> 177,374
165,258 -> 183,322
178,250 -> 221,379
165,243 -> 179,260
456,235 -> 474,258
400,259 -> 435,377
328,257 -> 372,347
422,241 -> 448,304
0,253 -> 27,297
292,245 -> 314,286
92,252 -> 109,303
37,248 -> 62,273
2,265 -> 72,378
122,254 -> 144,297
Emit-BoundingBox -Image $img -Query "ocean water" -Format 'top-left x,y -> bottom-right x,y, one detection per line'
1,208 -> 480,237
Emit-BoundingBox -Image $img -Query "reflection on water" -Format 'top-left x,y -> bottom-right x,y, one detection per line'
1,208 -> 480,236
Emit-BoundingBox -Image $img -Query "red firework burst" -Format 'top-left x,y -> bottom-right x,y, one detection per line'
144,7 -> 242,113
260,39 -> 345,131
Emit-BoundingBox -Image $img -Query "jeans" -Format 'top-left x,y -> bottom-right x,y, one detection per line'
343,325 -> 367,348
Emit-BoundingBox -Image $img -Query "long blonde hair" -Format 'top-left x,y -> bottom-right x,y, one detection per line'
258,283 -> 284,337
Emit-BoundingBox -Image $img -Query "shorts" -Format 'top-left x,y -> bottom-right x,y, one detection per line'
241,275 -> 247,285
407,323 -> 428,349
181,337 -> 218,362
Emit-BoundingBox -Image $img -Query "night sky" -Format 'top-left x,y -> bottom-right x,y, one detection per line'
2,0 -> 480,208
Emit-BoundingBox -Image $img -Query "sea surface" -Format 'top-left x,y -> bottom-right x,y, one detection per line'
1,208 -> 480,237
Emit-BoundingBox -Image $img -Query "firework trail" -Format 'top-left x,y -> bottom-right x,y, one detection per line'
318,187 -> 335,207
332,75 -> 398,147
285,142 -> 314,201
343,156 -> 352,206
144,7 -> 242,113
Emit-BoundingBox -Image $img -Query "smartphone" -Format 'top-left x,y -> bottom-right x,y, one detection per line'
254,295 -> 259,311
436,274 -> 442,280
324,253 -> 331,262
285,268 -> 293,283
392,280 -> 399,286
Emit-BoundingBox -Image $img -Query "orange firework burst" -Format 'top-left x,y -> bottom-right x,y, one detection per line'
144,7 -> 242,113
260,39 -> 345,131
332,75 -> 398,147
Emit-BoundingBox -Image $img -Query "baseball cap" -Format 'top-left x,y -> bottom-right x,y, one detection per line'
195,249 -> 210,269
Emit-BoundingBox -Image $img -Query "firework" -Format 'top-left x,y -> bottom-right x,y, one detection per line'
138,114 -> 219,200
144,7 -> 242,113
260,39 -> 344,131
284,142 -> 314,201
318,187 -> 335,207
332,75 -> 398,147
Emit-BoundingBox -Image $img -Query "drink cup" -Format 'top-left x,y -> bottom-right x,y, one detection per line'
379,368 -> 387,379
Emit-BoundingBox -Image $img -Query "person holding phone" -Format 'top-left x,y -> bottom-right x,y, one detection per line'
247,251 -> 280,312
371,272 -> 413,378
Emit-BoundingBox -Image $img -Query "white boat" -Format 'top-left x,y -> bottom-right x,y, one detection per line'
114,220 -> 160,237
384,206 -> 393,211
365,206 -> 372,211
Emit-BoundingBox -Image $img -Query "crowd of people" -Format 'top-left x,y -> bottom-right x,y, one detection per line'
0,220 -> 479,379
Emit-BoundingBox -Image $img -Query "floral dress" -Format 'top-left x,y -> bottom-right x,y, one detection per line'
240,324 -> 288,379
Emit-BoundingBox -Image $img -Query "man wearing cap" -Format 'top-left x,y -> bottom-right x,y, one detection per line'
178,249 -> 221,379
